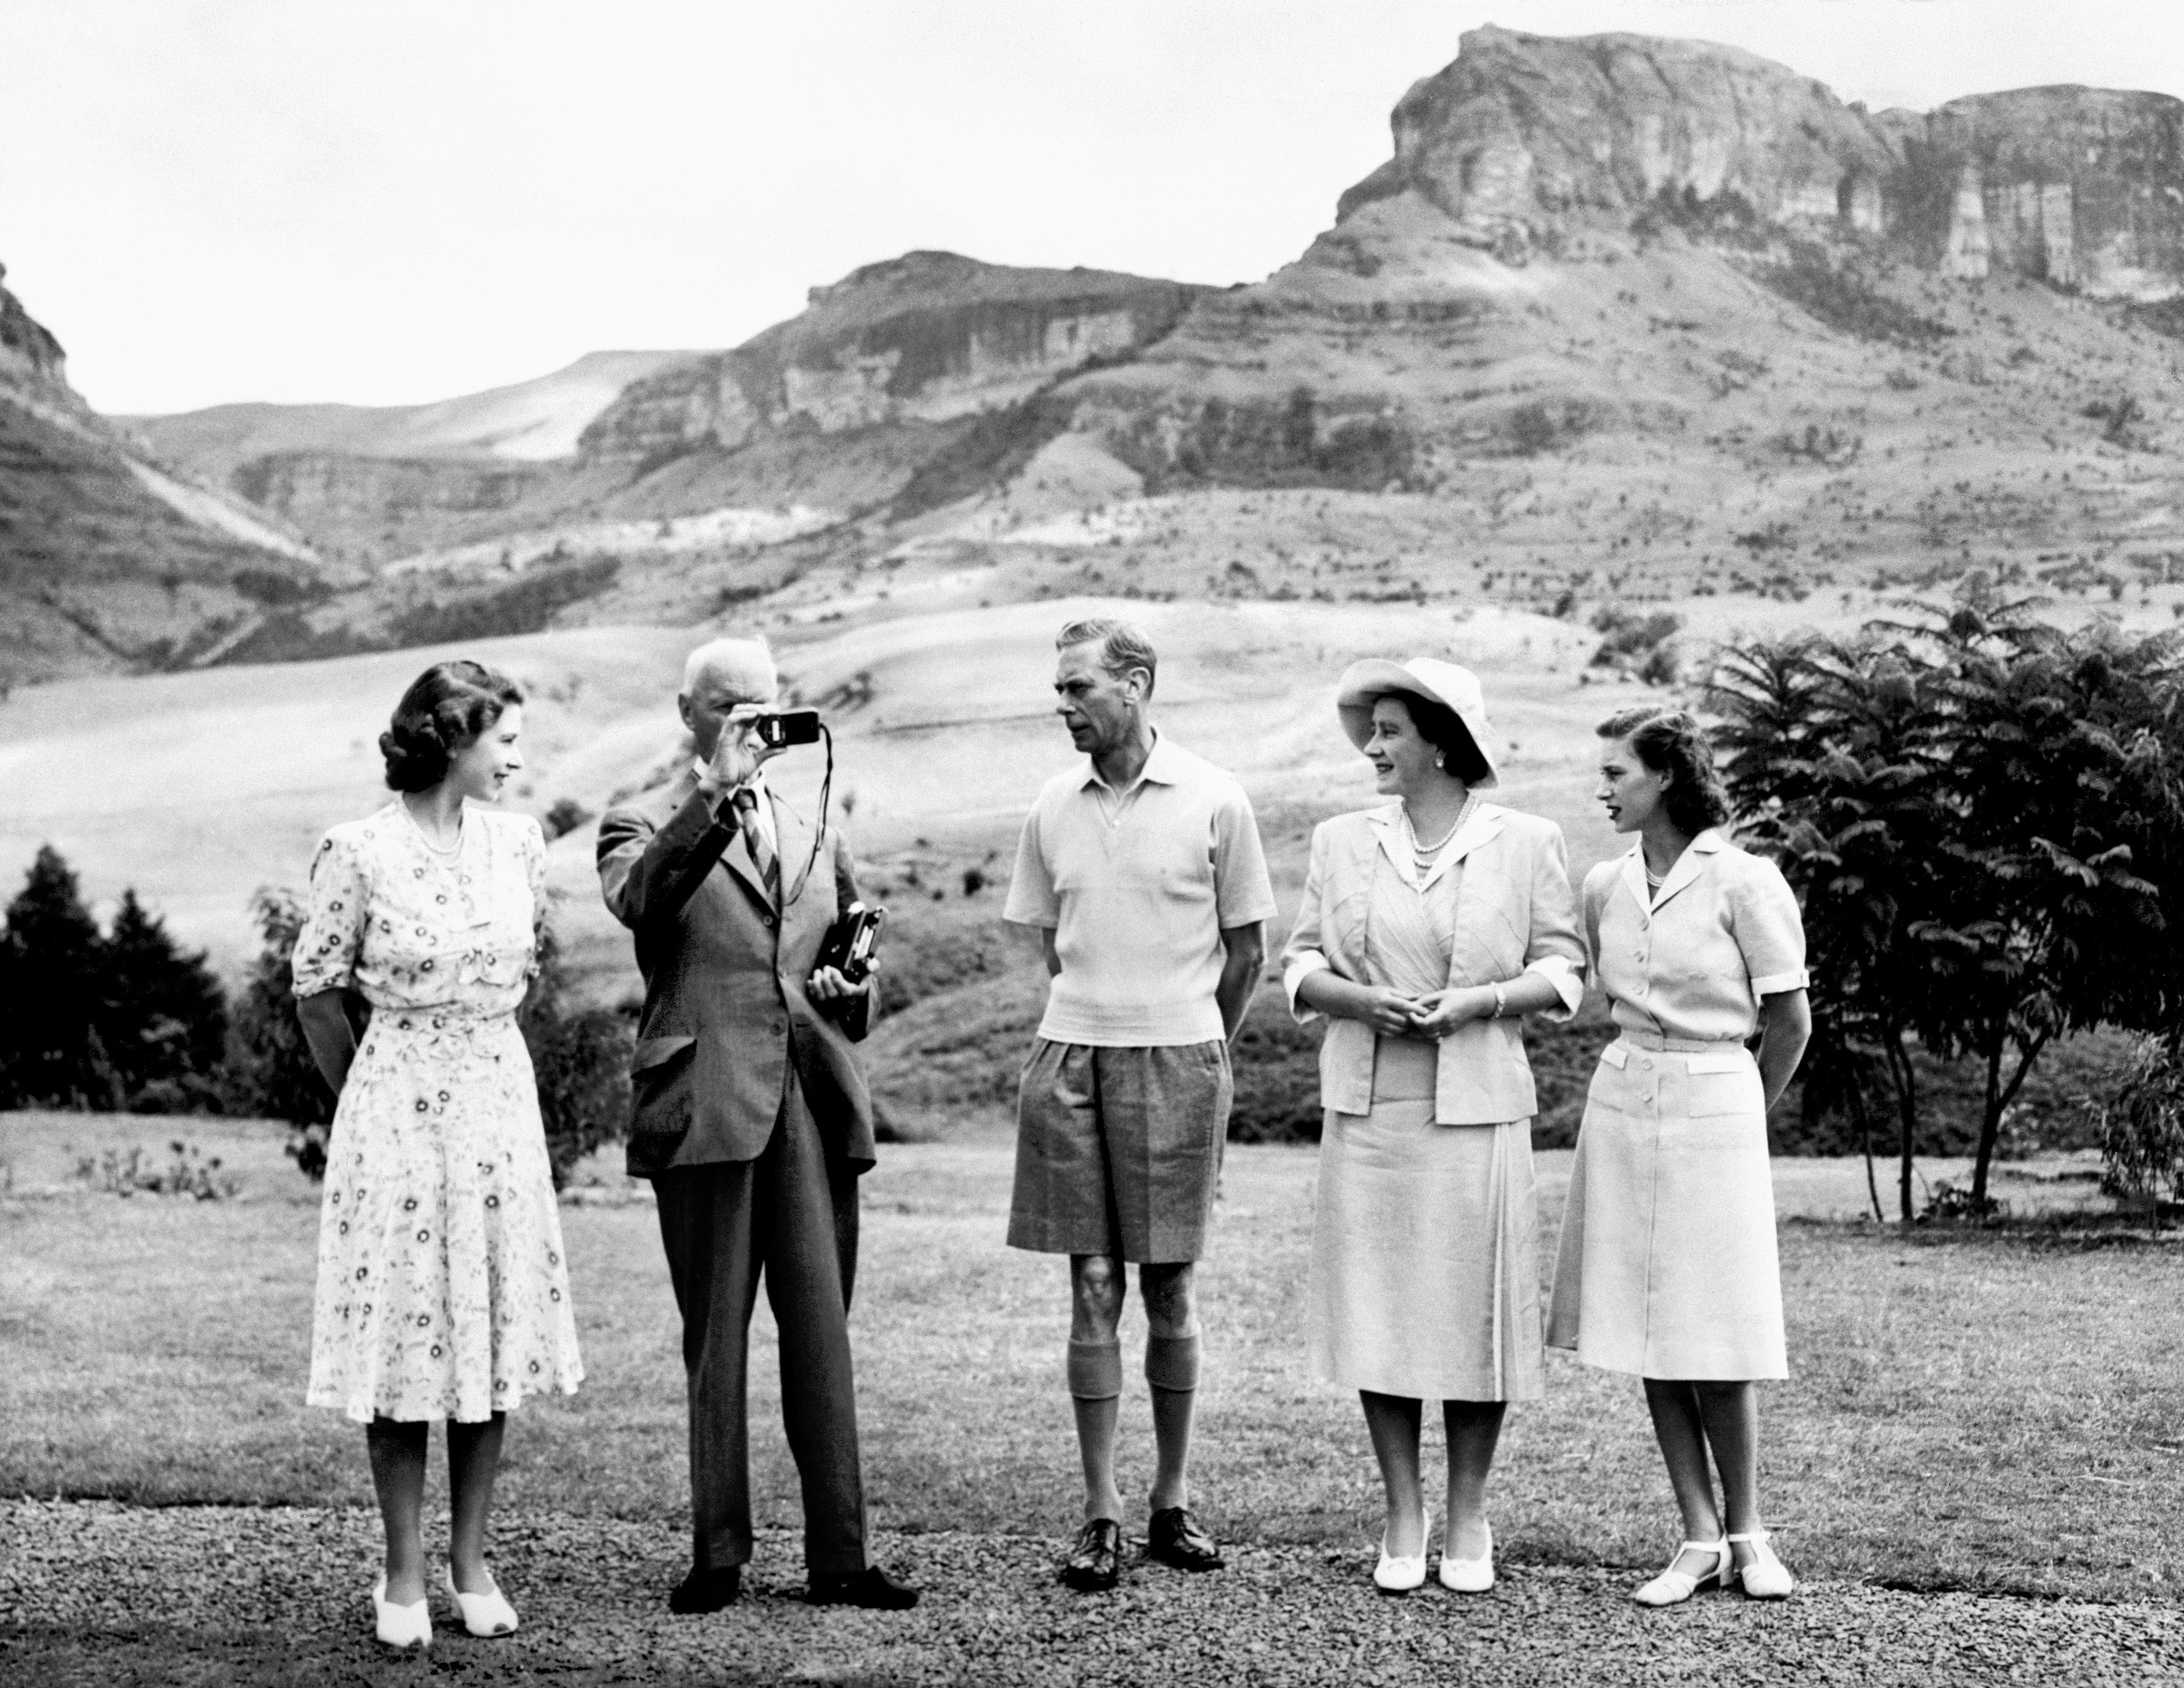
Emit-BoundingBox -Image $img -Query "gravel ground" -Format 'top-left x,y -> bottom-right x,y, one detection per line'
2,1500 -> 2177,1687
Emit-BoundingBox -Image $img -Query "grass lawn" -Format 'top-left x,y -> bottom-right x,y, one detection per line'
3,1112 -> 2179,1603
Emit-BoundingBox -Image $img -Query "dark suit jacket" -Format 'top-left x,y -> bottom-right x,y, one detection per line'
598,770 -> 877,1177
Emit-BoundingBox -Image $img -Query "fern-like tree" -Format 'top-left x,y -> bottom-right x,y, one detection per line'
1712,637 -> 1959,1219
1711,579 -> 2184,1219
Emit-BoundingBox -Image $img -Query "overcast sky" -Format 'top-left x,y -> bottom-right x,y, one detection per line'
5,0 -> 2182,416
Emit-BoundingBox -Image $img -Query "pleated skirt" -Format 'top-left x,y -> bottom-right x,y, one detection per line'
1306,1047 -> 1545,1402
1545,1040 -> 1787,1381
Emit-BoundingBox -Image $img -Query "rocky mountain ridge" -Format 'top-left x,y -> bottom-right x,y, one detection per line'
0,263 -> 335,686
1341,27 -> 2184,297
32,26 -> 2184,678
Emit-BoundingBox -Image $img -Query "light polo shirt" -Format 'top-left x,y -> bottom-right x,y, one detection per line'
1005,730 -> 1277,1046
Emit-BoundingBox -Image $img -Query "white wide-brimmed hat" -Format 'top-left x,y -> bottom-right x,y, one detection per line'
1334,657 -> 1501,789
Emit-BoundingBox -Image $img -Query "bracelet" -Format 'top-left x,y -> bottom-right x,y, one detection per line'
1492,982 -> 1507,1018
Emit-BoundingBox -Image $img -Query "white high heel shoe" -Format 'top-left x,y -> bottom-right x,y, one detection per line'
1372,1509 -> 1432,1595
441,1566 -> 521,1636
1631,1538 -> 1731,1607
372,1575 -> 432,1648
1438,1519 -> 1494,1593
1727,1529 -> 1794,1600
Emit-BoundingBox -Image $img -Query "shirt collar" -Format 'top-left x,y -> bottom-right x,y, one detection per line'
1080,727 -> 1176,796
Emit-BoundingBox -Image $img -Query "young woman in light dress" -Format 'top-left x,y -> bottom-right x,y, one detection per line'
1547,706 -> 1811,1606
294,659 -> 584,1648
1282,658 -> 1585,1596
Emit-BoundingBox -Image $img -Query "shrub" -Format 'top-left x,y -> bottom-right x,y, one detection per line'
542,797 -> 594,841
2097,1032 -> 2184,1224
222,887 -> 340,1170
1751,241 -> 1950,348
388,556 -> 619,647
519,920 -> 633,1188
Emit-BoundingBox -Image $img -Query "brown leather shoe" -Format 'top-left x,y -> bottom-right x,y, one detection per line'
1060,1518 -> 1124,1591
807,1564 -> 920,1610
668,1565 -> 741,1613
1146,1506 -> 1224,1572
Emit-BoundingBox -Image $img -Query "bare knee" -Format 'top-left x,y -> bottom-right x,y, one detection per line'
1070,1254 -> 1124,1339
1138,1262 -> 1197,1337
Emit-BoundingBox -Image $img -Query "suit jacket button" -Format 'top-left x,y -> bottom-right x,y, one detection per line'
771,1020 -> 786,1036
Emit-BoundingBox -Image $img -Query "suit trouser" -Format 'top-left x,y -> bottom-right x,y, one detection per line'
651,1070 -> 866,1575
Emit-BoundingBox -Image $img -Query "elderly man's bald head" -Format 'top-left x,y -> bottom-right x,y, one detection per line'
679,636 -> 779,760
682,636 -> 776,701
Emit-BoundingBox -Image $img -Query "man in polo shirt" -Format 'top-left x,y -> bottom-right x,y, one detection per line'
1004,616 -> 1277,1593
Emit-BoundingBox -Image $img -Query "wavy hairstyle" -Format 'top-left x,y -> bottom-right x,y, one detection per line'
1595,705 -> 1731,835
1374,691 -> 1493,786
379,660 -> 524,793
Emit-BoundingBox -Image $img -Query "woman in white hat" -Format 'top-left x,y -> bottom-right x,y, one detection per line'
1281,658 -> 1584,1595
1546,706 -> 1810,1606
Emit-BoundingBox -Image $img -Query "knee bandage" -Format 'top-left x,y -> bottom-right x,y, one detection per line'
1144,1332 -> 1202,1394
1066,1338 -> 1123,1401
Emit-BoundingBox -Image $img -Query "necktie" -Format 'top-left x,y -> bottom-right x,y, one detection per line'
732,788 -> 779,898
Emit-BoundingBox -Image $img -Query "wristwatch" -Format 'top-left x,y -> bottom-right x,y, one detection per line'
1492,981 -> 1507,1018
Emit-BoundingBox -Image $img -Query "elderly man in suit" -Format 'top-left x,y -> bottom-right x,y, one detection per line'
598,635 -> 916,1613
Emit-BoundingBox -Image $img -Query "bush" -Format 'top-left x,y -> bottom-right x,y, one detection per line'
519,920 -> 633,1188
1226,988 -> 1323,1143
1749,240 -> 1950,347
388,557 -> 619,648
2097,1032 -> 2184,1223
542,797 -> 594,841
222,888 -> 340,1155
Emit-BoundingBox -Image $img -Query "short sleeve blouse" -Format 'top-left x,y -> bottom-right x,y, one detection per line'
1583,829 -> 1807,1045
291,802 -> 546,1017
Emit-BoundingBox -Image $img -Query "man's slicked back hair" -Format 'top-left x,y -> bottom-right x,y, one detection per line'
1057,617 -> 1158,697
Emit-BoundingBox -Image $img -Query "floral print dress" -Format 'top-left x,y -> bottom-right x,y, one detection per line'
294,801 -> 584,1424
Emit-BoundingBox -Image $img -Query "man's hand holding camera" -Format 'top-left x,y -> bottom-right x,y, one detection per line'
696,704 -> 783,806
808,960 -> 875,1003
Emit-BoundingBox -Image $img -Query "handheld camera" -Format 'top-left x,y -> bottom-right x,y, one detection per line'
755,708 -> 822,748
816,901 -> 885,985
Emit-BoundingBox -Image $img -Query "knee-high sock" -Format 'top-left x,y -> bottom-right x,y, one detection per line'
1067,1338 -> 1123,1401
1144,1332 -> 1201,1393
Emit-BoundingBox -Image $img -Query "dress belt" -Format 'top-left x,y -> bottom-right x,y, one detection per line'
1617,1028 -> 1748,1053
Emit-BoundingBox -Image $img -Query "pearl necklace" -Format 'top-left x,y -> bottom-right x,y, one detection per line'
1404,791 -> 1478,859
401,797 -> 465,856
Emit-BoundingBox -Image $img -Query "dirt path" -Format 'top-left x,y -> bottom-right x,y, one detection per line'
3,1500 -> 2175,1686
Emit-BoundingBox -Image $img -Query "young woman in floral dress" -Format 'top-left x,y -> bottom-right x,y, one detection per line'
294,659 -> 584,1648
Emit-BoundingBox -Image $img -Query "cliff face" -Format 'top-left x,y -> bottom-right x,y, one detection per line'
577,251 -> 1201,463
0,261 -> 69,391
1337,25 -> 2184,300
1340,28 -> 1903,245
0,261 -> 330,685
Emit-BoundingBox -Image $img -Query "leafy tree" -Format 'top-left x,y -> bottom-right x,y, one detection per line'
222,887 -> 341,1151
99,890 -> 228,1113
0,845 -> 121,1109
1713,636 -> 1959,1220
1711,580 -> 2184,1220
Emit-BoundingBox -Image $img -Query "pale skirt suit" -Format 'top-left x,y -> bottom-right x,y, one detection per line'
1283,802 -> 1585,1401
1546,829 -> 1808,1380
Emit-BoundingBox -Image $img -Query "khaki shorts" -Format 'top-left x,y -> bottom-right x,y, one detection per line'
1007,1039 -> 1233,1264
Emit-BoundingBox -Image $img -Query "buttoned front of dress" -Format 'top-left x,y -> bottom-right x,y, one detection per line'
1546,829 -> 1809,1381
